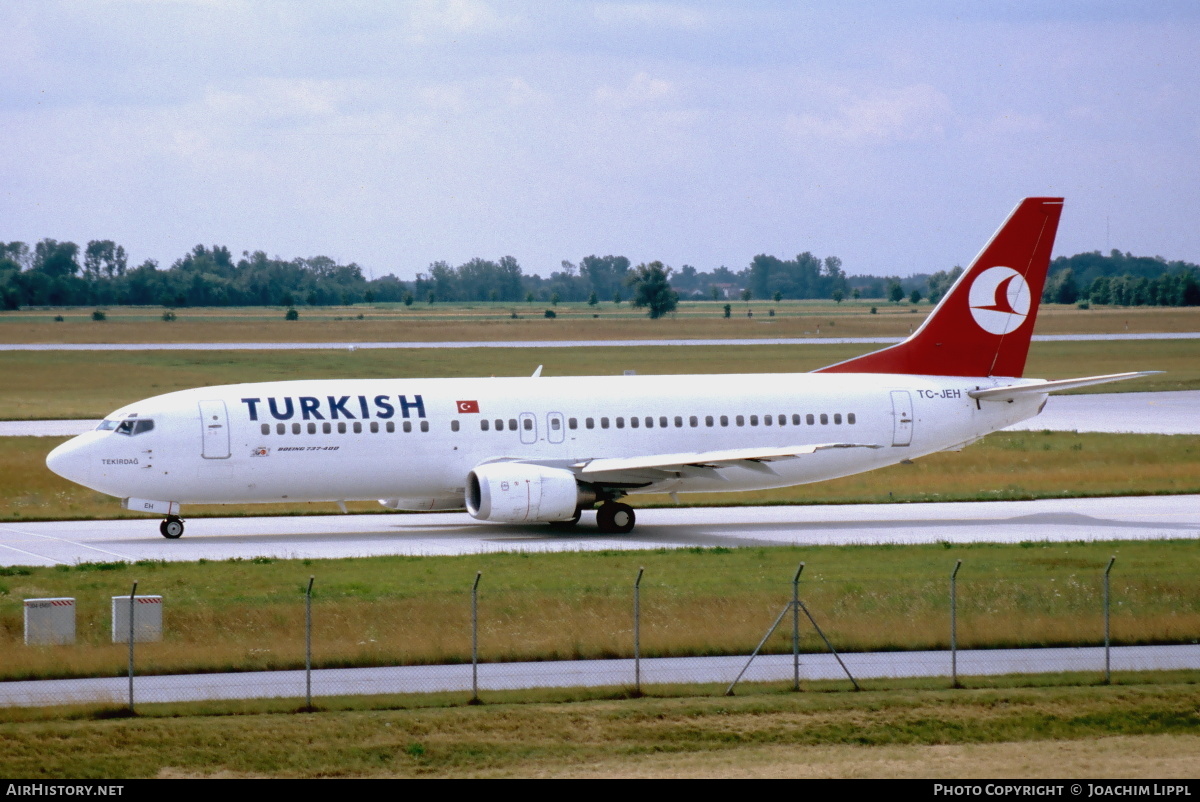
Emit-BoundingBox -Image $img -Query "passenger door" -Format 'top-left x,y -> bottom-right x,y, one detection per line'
890,391 -> 913,447
199,400 -> 231,459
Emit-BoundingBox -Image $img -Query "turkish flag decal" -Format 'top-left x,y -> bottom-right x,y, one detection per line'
457,400 -> 480,413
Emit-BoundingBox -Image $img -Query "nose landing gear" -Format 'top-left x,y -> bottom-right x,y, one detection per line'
160,515 -> 185,539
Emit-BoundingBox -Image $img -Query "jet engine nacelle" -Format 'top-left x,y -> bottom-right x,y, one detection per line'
466,462 -> 592,523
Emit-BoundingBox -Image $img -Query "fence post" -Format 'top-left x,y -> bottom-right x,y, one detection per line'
471,571 -> 482,704
1104,556 -> 1116,684
951,559 -> 962,688
634,567 -> 644,695
305,576 -> 315,710
792,562 -> 805,692
127,580 -> 137,714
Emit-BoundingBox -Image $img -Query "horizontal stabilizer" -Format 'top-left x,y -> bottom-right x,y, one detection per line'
967,371 -> 1161,402
577,443 -> 881,475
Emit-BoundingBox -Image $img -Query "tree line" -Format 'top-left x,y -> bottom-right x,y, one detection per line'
1,238 -> 1197,312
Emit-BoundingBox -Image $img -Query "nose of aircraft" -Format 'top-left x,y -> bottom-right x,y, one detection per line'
46,435 -> 94,487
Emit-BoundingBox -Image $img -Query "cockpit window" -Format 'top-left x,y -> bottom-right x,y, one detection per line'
96,420 -> 119,431
110,419 -> 155,436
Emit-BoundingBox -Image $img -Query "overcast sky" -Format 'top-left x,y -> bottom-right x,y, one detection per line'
3,1 -> 1198,280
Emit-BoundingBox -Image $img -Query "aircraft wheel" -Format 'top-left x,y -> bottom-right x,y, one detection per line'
160,516 -> 184,539
596,502 -> 635,534
547,508 -> 582,529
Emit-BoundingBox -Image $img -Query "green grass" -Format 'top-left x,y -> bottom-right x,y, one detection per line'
1,678 -> 1198,778
2,541 -> 1197,682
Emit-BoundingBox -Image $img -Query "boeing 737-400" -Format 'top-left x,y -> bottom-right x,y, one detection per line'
46,198 -> 1152,537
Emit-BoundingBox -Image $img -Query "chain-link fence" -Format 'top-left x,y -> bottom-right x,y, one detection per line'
2,559 -> 1198,710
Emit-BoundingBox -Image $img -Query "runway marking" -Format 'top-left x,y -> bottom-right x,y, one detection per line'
0,541 -> 67,565
0,525 -> 137,563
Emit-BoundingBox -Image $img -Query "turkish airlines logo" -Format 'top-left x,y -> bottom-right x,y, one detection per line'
968,266 -> 1031,335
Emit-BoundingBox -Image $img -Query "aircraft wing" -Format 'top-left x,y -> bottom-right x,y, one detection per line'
968,371 -> 1160,402
575,442 -> 882,476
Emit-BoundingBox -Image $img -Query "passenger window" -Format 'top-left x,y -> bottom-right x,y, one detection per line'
508,419 -> 517,430
386,421 -> 395,433
522,418 -> 533,431
495,419 -> 503,431
569,418 -> 577,430
705,415 -> 714,427
834,413 -> 842,424
674,416 -> 683,427
354,422 -> 362,434
749,415 -> 758,426
420,420 -> 429,432
370,421 -> 379,433
736,415 -> 745,426
323,422 -> 332,434
689,415 -> 698,427
630,417 -> 639,429
659,416 -> 668,428
586,418 -> 595,429
601,417 -> 610,429
764,415 -> 773,426
806,414 -> 815,425
848,413 -> 856,424
481,419 -> 490,431
292,423 -> 301,435
451,420 -> 460,432
616,417 -> 625,429
644,417 -> 653,428
308,422 -> 317,434
820,413 -> 829,425
720,415 -> 729,427
550,418 -> 560,430
261,423 -> 270,435
337,422 -> 346,434
403,421 -> 412,433
792,414 -> 801,425
277,423 -> 286,435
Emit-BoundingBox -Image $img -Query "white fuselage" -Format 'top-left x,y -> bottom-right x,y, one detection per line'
47,372 -> 1046,509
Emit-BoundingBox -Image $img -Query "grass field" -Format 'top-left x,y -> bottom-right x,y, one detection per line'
2,540 -> 1196,682
2,300 -> 1199,344
2,680 -> 1199,778
0,338 -> 1196,421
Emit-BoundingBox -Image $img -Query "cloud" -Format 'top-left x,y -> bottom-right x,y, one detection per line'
592,3 -> 712,31
786,84 -> 953,143
595,72 -> 675,109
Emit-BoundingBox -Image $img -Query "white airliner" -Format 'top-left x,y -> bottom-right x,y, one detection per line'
46,198 -> 1151,538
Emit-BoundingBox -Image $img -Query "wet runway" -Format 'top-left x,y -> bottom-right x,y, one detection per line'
2,495 -> 1196,567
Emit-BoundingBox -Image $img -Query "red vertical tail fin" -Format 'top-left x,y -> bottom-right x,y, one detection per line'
815,197 -> 1064,378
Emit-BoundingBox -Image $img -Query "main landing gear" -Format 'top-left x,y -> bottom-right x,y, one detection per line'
596,502 -> 635,534
160,515 -> 184,539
